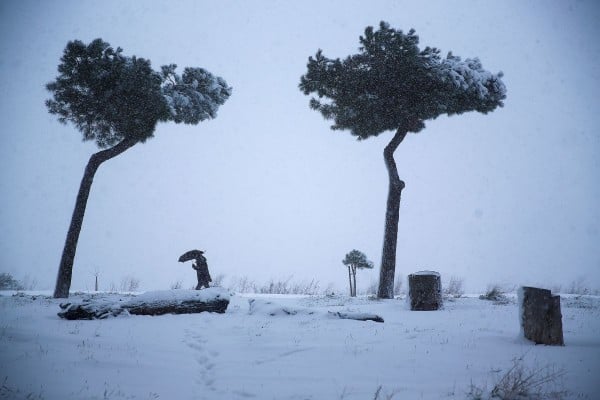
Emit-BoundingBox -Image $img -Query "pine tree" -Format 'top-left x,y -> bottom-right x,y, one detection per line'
300,22 -> 506,298
47,39 -> 232,298
342,249 -> 374,297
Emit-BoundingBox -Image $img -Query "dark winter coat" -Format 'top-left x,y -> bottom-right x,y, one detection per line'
193,256 -> 212,290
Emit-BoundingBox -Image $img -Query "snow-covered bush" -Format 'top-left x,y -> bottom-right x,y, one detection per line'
229,276 -> 256,293
258,278 -> 320,295
366,280 -> 378,295
170,280 -> 182,290
20,275 -> 38,290
211,274 -> 225,287
561,278 -> 600,295
479,285 -> 510,304
0,273 -> 23,290
393,275 -> 405,296
467,357 -> 566,400
443,276 -> 465,299
372,385 -> 399,400
119,275 -> 141,292
226,276 -> 321,295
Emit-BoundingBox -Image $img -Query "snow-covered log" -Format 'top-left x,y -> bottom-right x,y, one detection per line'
58,288 -> 230,320
329,311 -> 384,323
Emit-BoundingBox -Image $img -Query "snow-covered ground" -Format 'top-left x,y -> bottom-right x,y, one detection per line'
0,290 -> 598,399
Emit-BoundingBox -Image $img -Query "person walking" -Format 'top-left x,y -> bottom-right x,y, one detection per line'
192,253 -> 212,290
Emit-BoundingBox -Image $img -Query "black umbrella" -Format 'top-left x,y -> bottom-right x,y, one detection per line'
178,249 -> 205,263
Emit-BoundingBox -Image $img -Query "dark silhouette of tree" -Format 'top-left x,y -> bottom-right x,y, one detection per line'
342,249 -> 374,297
300,22 -> 506,298
47,39 -> 231,298
0,273 -> 23,290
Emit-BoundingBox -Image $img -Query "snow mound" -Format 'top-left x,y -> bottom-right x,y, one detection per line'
248,298 -> 315,317
248,298 -> 384,322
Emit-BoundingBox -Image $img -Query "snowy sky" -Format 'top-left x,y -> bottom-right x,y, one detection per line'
1,0 -> 599,293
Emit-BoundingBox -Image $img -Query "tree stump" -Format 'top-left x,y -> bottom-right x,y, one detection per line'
408,271 -> 442,311
519,286 -> 564,345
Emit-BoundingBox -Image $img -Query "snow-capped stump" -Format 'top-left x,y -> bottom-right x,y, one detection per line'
408,271 -> 442,311
519,286 -> 564,346
58,288 -> 230,320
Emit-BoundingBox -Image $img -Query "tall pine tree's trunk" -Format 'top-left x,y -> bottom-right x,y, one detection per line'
351,265 -> 357,297
347,266 -> 353,296
54,138 -> 138,298
377,129 -> 408,299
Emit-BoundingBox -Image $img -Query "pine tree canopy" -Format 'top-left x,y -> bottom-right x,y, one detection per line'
342,249 -> 374,269
299,22 -> 506,139
46,39 -> 232,148
160,65 -> 231,125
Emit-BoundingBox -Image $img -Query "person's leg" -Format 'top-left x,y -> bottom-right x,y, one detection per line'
196,271 -> 202,290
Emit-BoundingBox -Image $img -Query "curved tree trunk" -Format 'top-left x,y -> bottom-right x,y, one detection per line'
54,138 -> 138,298
377,128 -> 408,299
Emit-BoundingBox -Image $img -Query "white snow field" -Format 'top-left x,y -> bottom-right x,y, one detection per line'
0,290 -> 598,400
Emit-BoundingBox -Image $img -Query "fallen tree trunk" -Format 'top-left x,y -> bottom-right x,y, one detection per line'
329,311 -> 384,323
58,288 -> 230,320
